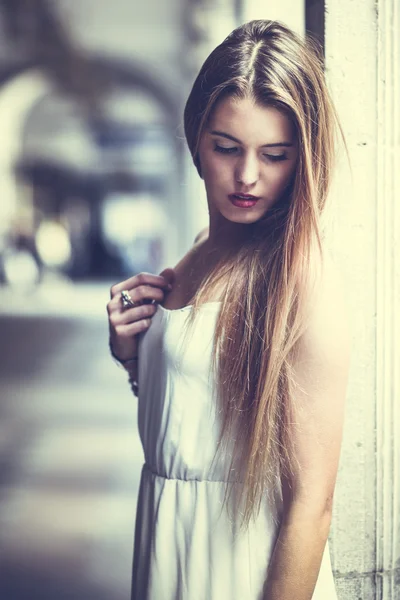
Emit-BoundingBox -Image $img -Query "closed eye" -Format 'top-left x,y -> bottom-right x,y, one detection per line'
214,145 -> 288,162
264,154 -> 288,162
214,144 -> 238,155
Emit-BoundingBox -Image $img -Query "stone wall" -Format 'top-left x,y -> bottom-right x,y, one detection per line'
324,0 -> 400,597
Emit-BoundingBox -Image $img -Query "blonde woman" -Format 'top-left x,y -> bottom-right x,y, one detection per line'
107,20 -> 350,600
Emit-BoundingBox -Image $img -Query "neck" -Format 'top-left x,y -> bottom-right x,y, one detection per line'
205,221 -> 253,257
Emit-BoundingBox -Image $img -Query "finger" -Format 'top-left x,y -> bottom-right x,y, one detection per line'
114,318 -> 151,339
110,272 -> 172,298
159,267 -> 175,285
112,302 -> 157,326
108,284 -> 165,312
130,285 -> 166,305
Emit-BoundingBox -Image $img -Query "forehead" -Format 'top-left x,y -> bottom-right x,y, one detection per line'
207,96 -> 296,144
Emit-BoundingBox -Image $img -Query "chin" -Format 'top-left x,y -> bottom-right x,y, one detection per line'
221,210 -> 266,225
223,200 -> 271,218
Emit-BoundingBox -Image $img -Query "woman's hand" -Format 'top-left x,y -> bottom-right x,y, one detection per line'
107,268 -> 175,361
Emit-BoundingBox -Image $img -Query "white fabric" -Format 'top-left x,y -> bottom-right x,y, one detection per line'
131,302 -> 338,600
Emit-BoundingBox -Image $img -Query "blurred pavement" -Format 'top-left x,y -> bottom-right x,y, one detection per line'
0,281 -> 143,600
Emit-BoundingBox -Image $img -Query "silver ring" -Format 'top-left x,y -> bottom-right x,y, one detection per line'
121,290 -> 136,309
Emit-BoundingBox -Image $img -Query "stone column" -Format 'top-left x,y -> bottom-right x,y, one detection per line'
323,0 -> 400,598
374,3 -> 400,598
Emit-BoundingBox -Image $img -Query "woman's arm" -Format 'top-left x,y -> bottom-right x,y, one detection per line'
107,271 -> 174,397
263,256 -> 351,600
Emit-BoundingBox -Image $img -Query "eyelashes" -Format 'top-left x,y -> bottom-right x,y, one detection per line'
213,144 -> 288,162
214,145 -> 238,155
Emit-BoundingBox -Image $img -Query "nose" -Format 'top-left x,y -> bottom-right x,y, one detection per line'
234,152 -> 259,187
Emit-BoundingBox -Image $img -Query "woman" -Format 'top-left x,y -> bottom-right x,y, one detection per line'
107,20 -> 350,600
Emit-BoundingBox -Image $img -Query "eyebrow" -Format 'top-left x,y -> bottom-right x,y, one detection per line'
209,130 -> 293,148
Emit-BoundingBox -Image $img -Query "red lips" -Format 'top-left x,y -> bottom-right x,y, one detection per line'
228,194 -> 260,208
228,193 -> 260,201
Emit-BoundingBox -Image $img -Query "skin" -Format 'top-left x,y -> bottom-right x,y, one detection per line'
107,95 -> 299,357
261,256 -> 350,599
160,95 -> 300,305
107,94 -> 350,599
198,95 -> 298,252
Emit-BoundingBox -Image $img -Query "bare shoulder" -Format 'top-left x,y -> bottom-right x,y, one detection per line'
169,228 -> 209,279
176,227 -> 209,272
295,248 -> 352,371
193,226 -> 209,245
171,249 -> 194,281
284,250 -> 351,502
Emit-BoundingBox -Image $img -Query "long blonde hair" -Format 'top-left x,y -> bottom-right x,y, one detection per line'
183,20 -> 344,528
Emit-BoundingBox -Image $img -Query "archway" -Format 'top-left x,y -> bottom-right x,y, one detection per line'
0,57 -> 184,280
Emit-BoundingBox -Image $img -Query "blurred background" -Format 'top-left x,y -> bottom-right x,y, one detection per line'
0,1 -> 398,599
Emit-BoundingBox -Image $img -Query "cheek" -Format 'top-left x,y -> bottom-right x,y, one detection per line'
202,155 -> 229,186
268,162 -> 297,191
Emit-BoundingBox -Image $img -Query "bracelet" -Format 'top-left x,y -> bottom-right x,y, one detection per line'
109,340 -> 139,396
109,339 -> 138,365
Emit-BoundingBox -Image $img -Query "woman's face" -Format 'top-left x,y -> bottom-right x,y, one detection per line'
198,96 -> 298,225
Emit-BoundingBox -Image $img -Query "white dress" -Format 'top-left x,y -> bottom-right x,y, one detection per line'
131,302 -> 338,600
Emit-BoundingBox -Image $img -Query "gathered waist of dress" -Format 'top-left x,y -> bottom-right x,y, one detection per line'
142,462 -> 236,484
